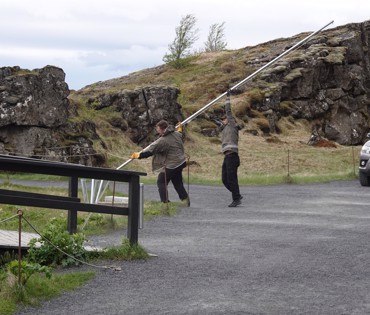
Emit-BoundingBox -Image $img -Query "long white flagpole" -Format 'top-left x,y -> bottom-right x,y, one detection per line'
94,20 -> 334,202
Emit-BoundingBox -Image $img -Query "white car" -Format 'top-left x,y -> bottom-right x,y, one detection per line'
359,139 -> 370,186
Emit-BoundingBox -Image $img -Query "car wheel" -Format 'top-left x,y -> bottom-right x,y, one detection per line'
359,172 -> 370,186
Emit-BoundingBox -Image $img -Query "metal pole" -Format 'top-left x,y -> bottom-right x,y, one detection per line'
93,20 -> 334,203
139,183 -> 144,229
17,209 -> 23,286
187,155 -> 190,199
121,20 -> 334,167
352,145 -> 356,176
179,20 -> 334,127
90,179 -> 95,204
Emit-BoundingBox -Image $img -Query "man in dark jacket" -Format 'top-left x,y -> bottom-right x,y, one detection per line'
131,120 -> 189,206
220,91 -> 242,207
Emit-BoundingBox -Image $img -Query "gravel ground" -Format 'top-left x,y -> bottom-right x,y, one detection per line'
14,180 -> 370,315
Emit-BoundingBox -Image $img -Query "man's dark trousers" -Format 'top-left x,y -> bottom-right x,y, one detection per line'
222,153 -> 241,201
157,161 -> 188,202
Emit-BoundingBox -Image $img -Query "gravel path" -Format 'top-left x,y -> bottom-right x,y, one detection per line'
14,180 -> 370,315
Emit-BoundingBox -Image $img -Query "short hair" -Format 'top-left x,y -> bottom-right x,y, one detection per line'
156,120 -> 168,130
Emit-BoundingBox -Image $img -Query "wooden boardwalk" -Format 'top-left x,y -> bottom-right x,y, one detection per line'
0,229 -> 103,254
0,229 -> 38,250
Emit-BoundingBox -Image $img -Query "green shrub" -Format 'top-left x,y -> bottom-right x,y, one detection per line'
0,252 -> 16,267
27,218 -> 87,267
167,56 -> 194,69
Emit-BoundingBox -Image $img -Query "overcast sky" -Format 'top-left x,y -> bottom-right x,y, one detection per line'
1,0 -> 369,90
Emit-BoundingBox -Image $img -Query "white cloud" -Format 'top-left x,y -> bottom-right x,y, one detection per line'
1,0 -> 370,89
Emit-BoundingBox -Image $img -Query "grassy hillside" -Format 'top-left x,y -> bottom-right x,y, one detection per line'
70,35 -> 361,185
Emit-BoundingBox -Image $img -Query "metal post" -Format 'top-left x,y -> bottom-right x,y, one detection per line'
90,179 -> 95,204
351,145 -> 356,176
17,209 -> 23,286
187,155 -> 190,199
139,183 -> 144,229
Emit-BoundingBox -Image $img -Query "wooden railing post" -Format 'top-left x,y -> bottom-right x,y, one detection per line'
127,175 -> 140,244
68,176 -> 78,234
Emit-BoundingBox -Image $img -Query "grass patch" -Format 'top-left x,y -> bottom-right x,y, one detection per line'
237,171 -> 357,186
0,173 -> 66,182
97,238 -> 149,261
144,200 -> 177,217
0,270 -> 95,315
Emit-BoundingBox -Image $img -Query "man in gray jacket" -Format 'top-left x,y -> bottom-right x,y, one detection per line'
220,91 -> 242,207
131,120 -> 189,206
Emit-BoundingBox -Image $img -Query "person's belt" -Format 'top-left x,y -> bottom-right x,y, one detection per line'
224,150 -> 235,155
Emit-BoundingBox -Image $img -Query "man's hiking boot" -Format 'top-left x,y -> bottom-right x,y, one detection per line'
228,196 -> 243,207
228,199 -> 241,207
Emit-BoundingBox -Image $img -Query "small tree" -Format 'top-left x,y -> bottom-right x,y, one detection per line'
204,22 -> 227,52
163,14 -> 199,68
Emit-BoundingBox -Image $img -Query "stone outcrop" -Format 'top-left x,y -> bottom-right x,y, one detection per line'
0,66 -> 102,165
86,86 -> 184,146
0,66 -> 69,127
240,20 -> 370,145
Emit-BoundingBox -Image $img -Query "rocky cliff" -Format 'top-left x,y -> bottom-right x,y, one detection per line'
86,86 -> 183,146
1,19 -> 370,164
247,20 -> 370,145
0,66 -> 103,165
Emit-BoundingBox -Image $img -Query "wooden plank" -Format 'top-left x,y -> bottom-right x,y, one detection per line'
0,189 -> 80,202
0,194 -> 129,215
0,229 -> 104,252
0,154 -> 146,180
0,230 -> 37,248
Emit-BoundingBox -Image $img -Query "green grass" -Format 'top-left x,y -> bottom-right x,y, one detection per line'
0,270 -> 95,315
0,173 -> 66,181
144,200 -> 178,217
187,170 -> 358,186
97,238 -> 149,261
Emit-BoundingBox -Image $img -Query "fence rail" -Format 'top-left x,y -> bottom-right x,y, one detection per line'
0,154 -> 146,244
